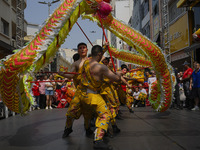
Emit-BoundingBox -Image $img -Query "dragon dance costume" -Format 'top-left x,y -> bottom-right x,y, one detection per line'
65,66 -> 92,131
80,60 -> 111,141
101,78 -> 119,126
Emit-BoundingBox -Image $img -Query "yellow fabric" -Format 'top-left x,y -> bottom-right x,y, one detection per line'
126,94 -> 134,109
81,60 -> 102,92
129,70 -> 145,83
117,85 -> 126,104
196,28 -> 200,36
73,65 -> 83,88
81,93 -> 111,131
101,79 -> 118,107
94,128 -> 105,141
138,92 -> 147,101
79,60 -> 111,132
65,88 -> 92,129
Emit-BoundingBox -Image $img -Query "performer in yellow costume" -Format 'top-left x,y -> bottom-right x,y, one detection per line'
115,64 -> 133,113
79,45 -> 122,149
60,43 -> 93,138
126,88 -> 134,112
101,76 -> 121,133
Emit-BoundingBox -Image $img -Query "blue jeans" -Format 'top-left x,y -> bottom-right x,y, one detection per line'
45,89 -> 54,95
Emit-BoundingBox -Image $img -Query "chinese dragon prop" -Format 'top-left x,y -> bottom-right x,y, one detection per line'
0,0 -> 175,114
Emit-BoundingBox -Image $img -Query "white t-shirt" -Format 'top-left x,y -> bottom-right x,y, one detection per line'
45,80 -> 55,90
133,91 -> 140,100
148,76 -> 157,94
139,88 -> 147,95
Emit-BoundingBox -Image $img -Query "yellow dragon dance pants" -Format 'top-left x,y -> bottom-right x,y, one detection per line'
65,90 -> 93,130
126,94 -> 134,109
81,93 -> 111,141
101,83 -> 119,125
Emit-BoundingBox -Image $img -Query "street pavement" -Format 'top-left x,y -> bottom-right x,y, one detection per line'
0,106 -> 200,150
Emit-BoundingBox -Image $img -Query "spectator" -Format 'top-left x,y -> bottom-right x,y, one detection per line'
147,70 -> 157,95
45,74 -> 55,109
39,75 -> 47,109
32,77 -> 40,110
190,62 -> 200,110
145,71 -> 151,82
181,61 -> 193,109
138,83 -> 147,107
133,87 -> 140,107
102,57 -> 110,66
173,68 -> 182,109
73,53 -> 80,62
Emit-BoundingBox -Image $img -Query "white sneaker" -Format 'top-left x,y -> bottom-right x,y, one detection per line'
45,106 -> 48,110
49,106 -> 53,109
191,106 -> 199,111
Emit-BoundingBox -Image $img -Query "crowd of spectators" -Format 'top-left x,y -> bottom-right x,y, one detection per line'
172,61 -> 200,110
31,72 -> 74,110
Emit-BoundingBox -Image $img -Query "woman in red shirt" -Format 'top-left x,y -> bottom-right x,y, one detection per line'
32,77 -> 40,109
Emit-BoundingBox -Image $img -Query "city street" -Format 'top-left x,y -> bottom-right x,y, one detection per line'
0,106 -> 200,150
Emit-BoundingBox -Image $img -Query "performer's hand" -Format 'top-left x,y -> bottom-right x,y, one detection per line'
127,84 -> 132,88
104,41 -> 109,46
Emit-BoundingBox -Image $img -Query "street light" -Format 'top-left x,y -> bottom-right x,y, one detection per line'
38,0 -> 60,16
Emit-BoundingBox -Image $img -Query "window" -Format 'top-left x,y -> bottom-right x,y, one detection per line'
153,3 -> 158,16
12,0 -> 17,9
142,22 -> 150,38
141,0 -> 149,19
169,0 -> 185,23
1,18 -> 9,36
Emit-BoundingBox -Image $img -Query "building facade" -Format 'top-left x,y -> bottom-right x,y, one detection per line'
167,0 -> 200,71
107,0 -> 133,69
0,0 -> 27,59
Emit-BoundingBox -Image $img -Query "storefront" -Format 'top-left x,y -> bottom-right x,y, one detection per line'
0,40 -> 14,59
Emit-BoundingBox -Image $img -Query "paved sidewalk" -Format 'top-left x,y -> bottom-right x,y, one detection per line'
0,106 -> 200,150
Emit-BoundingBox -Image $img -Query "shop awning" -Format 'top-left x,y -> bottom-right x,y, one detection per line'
0,40 -> 15,53
177,0 -> 200,8
184,43 -> 200,53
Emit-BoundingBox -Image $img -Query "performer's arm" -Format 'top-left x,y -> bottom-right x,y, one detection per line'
121,76 -> 131,88
59,63 -> 76,79
102,65 -> 121,82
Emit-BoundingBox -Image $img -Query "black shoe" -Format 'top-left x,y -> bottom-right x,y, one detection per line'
129,109 -> 134,113
105,131 -> 113,138
86,128 -> 93,136
112,125 -> 120,133
62,127 -> 73,138
118,110 -> 123,115
93,140 -> 113,150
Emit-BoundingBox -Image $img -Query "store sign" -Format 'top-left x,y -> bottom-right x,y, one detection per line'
169,13 -> 189,53
171,51 -> 189,62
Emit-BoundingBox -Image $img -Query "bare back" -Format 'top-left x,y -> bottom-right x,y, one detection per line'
89,59 -> 121,82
